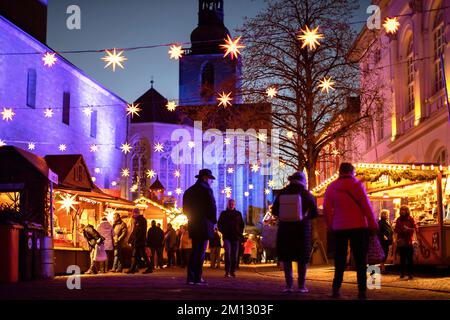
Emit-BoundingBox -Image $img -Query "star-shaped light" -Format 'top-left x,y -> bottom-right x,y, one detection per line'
57,193 -> 79,214
59,144 -> 67,152
111,181 -> 118,187
146,169 -> 156,179
268,180 -> 275,188
174,170 -> 181,178
28,142 -> 36,151
332,149 -> 339,156
318,77 -> 335,93
257,132 -> 267,141
224,138 -> 232,145
224,186 -> 232,194
244,191 -> 250,197
220,35 -> 245,59
101,48 -> 127,71
251,163 -> 260,172
42,52 -> 57,67
83,107 -> 93,117
168,45 -> 184,60
225,192 -> 232,199
166,101 -> 177,112
188,141 -> 195,149
121,168 -> 130,177
154,142 -> 164,153
287,131 -> 294,139
227,167 -> 234,174
44,108 -> 54,118
265,188 -> 271,195
94,168 -> 101,174
92,177 -> 97,182
383,17 -> 400,34
126,103 -> 141,118
217,92 -> 233,108
249,184 -> 254,190
298,26 -> 324,50
266,87 -> 277,98
90,144 -> 98,153
120,143 -> 132,154
0,139 -> 6,147
175,188 -> 183,195
1,108 -> 15,121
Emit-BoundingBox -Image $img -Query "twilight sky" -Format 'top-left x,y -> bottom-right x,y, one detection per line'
47,0 -> 372,103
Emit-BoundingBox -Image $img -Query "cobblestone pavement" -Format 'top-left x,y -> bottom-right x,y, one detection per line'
0,265 -> 449,300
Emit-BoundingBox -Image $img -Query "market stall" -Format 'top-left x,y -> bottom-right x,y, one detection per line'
313,163 -> 450,266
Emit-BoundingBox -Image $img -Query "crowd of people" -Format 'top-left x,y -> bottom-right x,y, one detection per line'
79,165 -> 419,299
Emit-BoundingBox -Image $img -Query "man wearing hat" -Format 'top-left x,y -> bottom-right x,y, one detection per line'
183,169 -> 217,285
272,171 -> 318,293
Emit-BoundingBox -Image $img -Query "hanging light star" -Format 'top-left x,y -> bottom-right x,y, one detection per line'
268,180 -> 275,188
90,144 -> 98,153
251,163 -> 260,173
146,169 -> 156,179
44,108 -> 54,118
42,52 -> 57,67
257,132 -> 267,141
126,103 -> 141,118
249,184 -> 254,190
287,131 -> 294,139
227,167 -> 234,174
59,144 -> 67,152
28,142 -> 36,151
298,26 -> 324,50
154,142 -> 164,153
224,138 -> 232,145
0,139 -> 6,147
220,35 -> 245,59
92,177 -> 97,182
244,191 -> 250,197
94,168 -> 101,174
1,108 -> 15,121
188,141 -> 195,149
264,188 -> 271,195
166,101 -> 177,112
383,17 -> 400,34
168,45 -> 184,60
217,92 -> 233,108
266,87 -> 277,99
174,170 -> 181,178
83,107 -> 93,117
175,188 -> 183,195
111,181 -> 118,187
57,193 -> 79,214
101,48 -> 127,71
318,77 -> 335,93
225,192 -> 232,199
120,143 -> 132,154
224,186 -> 232,194
121,168 -> 130,177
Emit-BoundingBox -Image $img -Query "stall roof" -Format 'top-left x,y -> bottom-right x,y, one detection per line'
45,154 -> 96,190
0,146 -> 50,180
57,188 -> 135,207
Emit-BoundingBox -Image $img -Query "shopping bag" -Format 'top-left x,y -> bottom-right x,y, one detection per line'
94,243 -> 107,262
367,235 -> 385,265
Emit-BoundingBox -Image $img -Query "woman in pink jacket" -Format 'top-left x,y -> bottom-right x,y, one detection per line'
323,163 -> 378,299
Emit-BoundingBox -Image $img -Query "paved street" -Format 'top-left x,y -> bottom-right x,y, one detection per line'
1,264 -> 449,300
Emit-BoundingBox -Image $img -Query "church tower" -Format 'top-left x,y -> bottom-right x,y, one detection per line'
179,0 -> 241,106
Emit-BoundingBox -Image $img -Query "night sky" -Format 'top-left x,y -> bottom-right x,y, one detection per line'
47,0 -> 372,103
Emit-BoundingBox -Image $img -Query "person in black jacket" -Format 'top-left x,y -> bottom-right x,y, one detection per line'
272,172 -> 318,293
378,209 -> 393,274
79,224 -> 105,274
218,199 -> 245,277
127,208 -> 153,274
183,169 -> 217,285
112,213 -> 128,273
146,220 -> 165,269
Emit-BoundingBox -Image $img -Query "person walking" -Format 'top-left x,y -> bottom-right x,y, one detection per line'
394,206 -> 417,279
79,224 -> 105,274
183,169 -> 217,285
164,223 -> 178,268
111,213 -> 127,273
179,225 -> 192,268
323,163 -> 378,299
127,208 -> 153,274
272,171 -> 319,293
209,228 -> 222,269
378,209 -> 393,274
146,220 -> 165,270
96,217 -> 114,273
218,199 -> 245,278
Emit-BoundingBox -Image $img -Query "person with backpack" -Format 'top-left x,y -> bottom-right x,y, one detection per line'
272,171 -> 318,293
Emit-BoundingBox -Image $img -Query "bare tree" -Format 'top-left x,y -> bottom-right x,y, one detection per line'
238,0 -> 382,188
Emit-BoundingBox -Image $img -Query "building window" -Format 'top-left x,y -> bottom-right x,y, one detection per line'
433,11 -> 445,93
73,165 -> 83,182
365,125 -> 372,150
201,62 -> 215,99
90,110 -> 97,138
27,69 -> 36,108
435,148 -> 448,165
377,115 -> 384,142
406,38 -> 414,113
62,91 -> 70,125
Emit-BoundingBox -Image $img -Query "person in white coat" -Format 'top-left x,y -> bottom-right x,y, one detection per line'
97,217 -> 114,273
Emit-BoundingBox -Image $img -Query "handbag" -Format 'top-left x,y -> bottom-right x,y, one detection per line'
94,243 -> 107,262
367,234 -> 385,265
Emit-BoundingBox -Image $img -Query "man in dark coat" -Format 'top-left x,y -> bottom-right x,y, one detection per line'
112,212 -> 127,272
127,208 -> 153,274
272,171 -> 318,293
146,220 -> 165,269
218,199 -> 245,277
79,224 -> 105,274
183,169 -> 217,285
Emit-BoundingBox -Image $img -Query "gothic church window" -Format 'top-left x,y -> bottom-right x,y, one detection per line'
201,62 -> 215,100
433,10 -> 445,93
